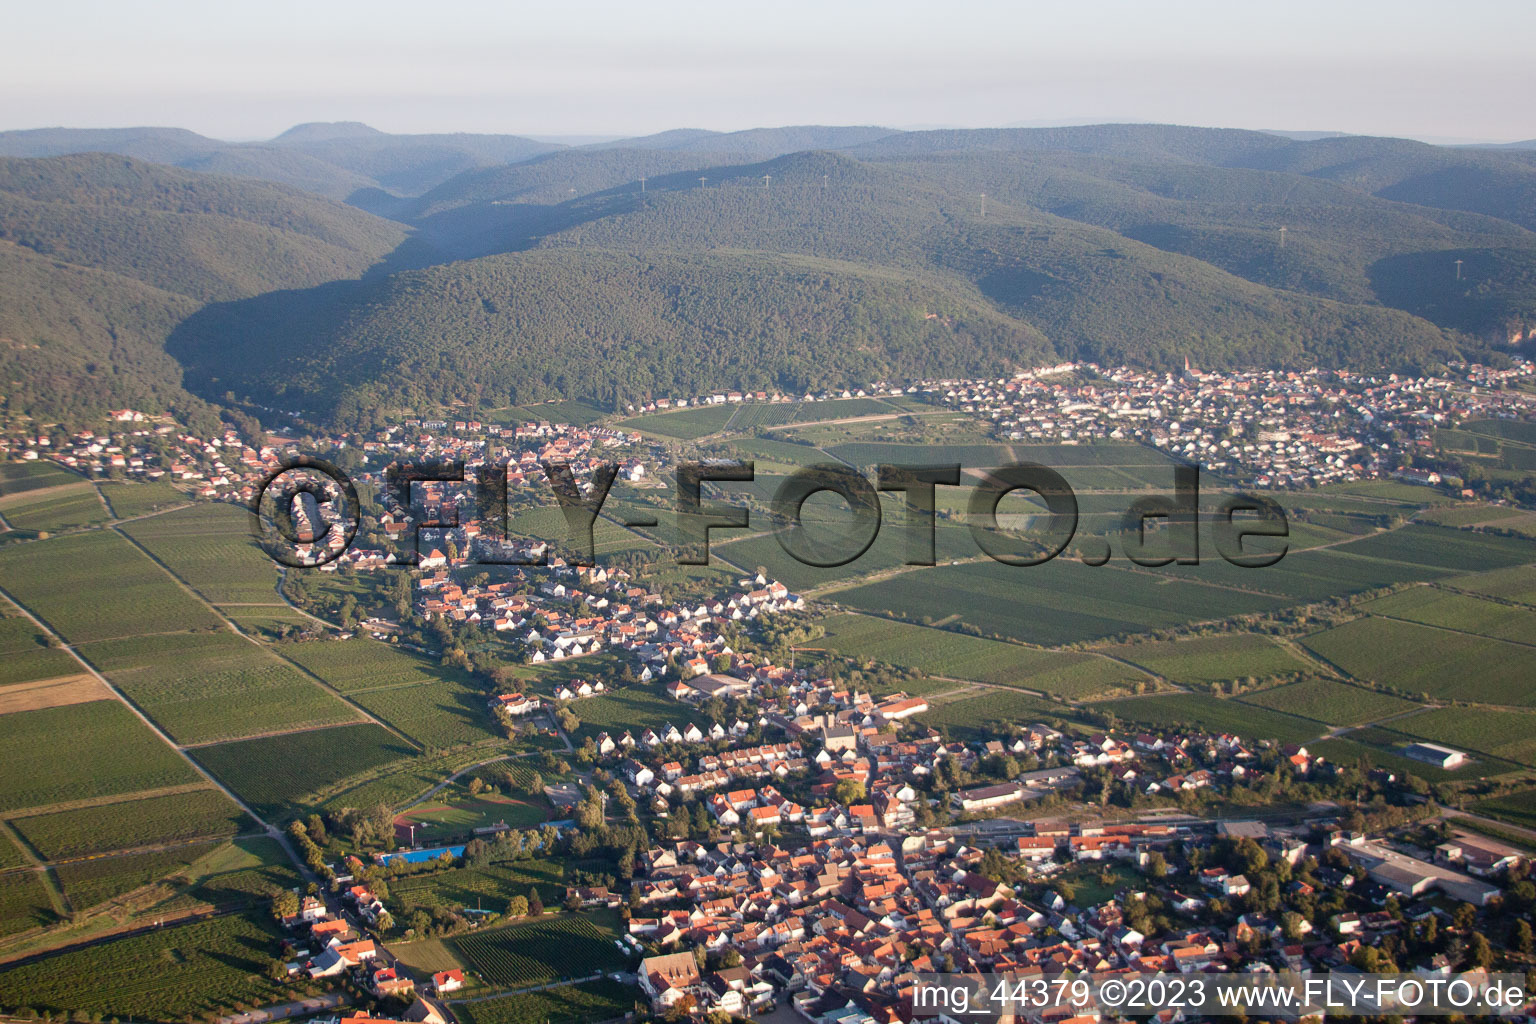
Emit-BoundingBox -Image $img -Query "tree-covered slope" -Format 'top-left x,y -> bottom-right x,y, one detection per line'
167,249 -> 1053,426
0,242 -> 204,421
0,154 -> 407,302
0,155 -> 409,423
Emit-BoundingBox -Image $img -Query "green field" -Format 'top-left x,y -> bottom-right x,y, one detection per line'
192,723 -> 416,818
53,842 -> 222,910
1329,524 -> 1536,573
507,505 -> 649,556
223,605 -> 318,640
0,868 -> 56,937
818,613 -> 1145,697
279,635 -> 470,692
1448,564 -> 1536,605
1302,616 -> 1536,706
1388,707 -> 1536,768
1096,693 -> 1324,744
451,910 -> 628,989
391,858 -> 566,915
0,701 -> 200,813
0,615 -> 79,685
569,682 -> 703,739
1100,633 -> 1309,687
276,637 -> 502,748
833,559 -> 1284,646
348,677 -> 501,749
917,689 -> 1068,742
0,910 -> 289,1017
0,531 -> 221,643
0,485 -> 109,534
10,788 -> 252,860
0,462 -> 82,496
455,979 -> 642,1024
123,503 -> 282,605
95,479 -> 187,519
619,404 -> 736,439
1238,678 -> 1422,726
1473,788 -> 1536,830
82,629 -> 360,744
396,792 -> 550,839
1359,586 -> 1536,643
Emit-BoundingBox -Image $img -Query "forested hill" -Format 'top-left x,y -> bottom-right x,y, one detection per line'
6,123 -> 1536,428
167,249 -> 1052,428
0,154 -> 406,424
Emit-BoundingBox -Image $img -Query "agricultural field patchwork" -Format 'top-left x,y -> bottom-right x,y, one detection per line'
348,676 -> 502,749
1446,564 -> 1536,605
833,559 -> 1283,646
53,841 -> 222,910
916,689 -> 1069,742
123,503 -> 282,605
0,531 -> 221,642
1386,707 -> 1536,768
0,614 -> 79,686
95,479 -> 187,519
570,682 -> 704,739
619,404 -> 736,439
0,484 -> 109,534
390,858 -> 566,915
1358,586 -> 1536,643
9,787 -> 252,860
82,629 -> 360,744
450,910 -> 628,989
818,612 -> 1145,695
0,868 -> 57,937
0,909 -> 289,1017
455,979 -> 642,1024
0,701 -> 200,814
1238,678 -> 1422,727
191,723 -> 416,818
0,462 -> 83,496
1301,616 -> 1536,706
1099,633 -> 1310,688
1095,693 -> 1324,745
1473,787 -> 1536,830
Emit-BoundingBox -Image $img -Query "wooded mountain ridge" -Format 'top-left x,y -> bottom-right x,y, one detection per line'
4,123 -> 1536,427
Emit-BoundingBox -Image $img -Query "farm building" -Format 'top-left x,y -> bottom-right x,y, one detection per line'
1401,742 -> 1467,769
954,782 -> 1025,812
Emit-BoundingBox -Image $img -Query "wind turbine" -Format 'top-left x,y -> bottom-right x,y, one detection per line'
1455,258 -> 1464,281
980,193 -> 987,218
763,174 -> 771,189
698,176 -> 707,189
638,175 -> 646,193
1279,225 -> 1287,249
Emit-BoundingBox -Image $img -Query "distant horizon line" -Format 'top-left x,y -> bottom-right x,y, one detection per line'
0,119 -> 1530,149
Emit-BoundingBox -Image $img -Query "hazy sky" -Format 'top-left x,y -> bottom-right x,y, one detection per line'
3,0 -> 1532,142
